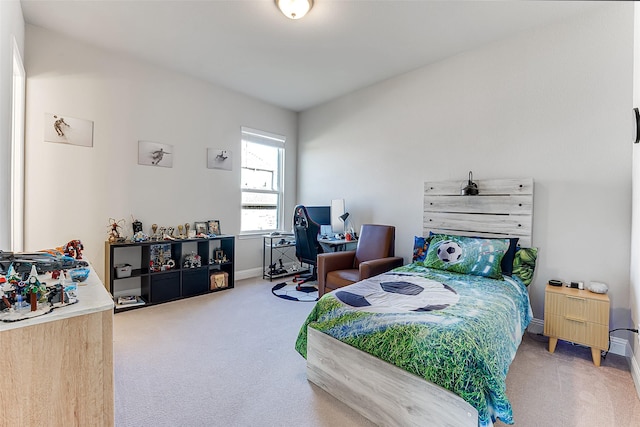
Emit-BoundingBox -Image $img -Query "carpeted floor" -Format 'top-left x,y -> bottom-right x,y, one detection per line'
114,276 -> 640,427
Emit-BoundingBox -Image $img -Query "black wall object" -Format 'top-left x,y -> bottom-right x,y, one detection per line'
635,108 -> 640,144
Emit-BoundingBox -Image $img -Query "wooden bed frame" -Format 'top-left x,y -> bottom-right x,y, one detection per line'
306,178 -> 534,427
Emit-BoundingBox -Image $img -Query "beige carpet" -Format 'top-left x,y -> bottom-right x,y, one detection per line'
114,277 -> 640,427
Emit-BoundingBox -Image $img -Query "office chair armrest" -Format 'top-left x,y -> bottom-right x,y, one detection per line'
359,257 -> 404,280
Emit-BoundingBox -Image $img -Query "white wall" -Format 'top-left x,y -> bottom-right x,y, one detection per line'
298,4 -> 634,332
630,2 -> 640,396
0,0 -> 24,248
24,25 -> 298,281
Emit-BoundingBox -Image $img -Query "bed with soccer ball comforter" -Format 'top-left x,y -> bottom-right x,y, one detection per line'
295,263 -> 532,427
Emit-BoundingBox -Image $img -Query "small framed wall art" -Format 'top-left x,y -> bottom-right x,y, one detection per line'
138,140 -> 173,168
207,148 -> 232,171
44,113 -> 94,147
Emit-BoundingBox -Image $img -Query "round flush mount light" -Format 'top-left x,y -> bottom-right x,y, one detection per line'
275,0 -> 314,20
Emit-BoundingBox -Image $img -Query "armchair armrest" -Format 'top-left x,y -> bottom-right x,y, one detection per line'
317,251 -> 356,295
359,257 -> 404,280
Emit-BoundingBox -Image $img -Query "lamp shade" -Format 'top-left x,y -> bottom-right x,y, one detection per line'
275,0 -> 313,20
339,212 -> 350,222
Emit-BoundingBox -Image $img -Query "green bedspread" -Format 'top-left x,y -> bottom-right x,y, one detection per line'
295,263 -> 532,427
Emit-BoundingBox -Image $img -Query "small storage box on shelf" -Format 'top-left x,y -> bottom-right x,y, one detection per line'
105,235 -> 234,311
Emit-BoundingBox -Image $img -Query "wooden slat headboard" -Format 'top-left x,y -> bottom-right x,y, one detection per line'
424,178 -> 534,247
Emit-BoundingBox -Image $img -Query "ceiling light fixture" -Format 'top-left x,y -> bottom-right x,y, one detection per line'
275,0 -> 314,20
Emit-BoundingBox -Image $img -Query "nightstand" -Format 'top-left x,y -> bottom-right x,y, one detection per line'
543,284 -> 610,366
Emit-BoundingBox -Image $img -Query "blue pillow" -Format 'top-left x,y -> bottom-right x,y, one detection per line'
500,238 -> 520,277
424,234 -> 510,279
412,235 -> 431,262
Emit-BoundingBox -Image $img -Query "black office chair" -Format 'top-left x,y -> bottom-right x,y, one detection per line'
293,205 -> 323,286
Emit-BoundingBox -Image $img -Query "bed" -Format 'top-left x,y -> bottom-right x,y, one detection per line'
295,178 -> 536,427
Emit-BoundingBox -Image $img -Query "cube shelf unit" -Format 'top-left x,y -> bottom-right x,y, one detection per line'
105,235 -> 234,311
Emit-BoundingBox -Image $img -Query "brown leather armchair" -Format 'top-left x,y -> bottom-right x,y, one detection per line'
317,224 -> 404,297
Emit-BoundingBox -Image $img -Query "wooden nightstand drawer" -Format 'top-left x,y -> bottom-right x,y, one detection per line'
545,314 -> 608,349
545,292 -> 609,325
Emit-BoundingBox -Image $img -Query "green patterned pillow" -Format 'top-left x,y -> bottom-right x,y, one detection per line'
512,247 -> 538,286
423,234 -> 510,279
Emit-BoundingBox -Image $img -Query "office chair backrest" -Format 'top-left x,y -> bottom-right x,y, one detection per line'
354,224 -> 396,268
293,205 -> 322,265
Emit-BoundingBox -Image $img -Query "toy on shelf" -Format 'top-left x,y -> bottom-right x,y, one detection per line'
108,218 -> 126,243
183,252 -> 201,268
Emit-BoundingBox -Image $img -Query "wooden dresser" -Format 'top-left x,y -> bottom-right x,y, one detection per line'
543,284 -> 610,366
0,265 -> 114,425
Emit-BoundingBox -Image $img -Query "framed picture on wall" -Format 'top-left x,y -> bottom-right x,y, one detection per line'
207,220 -> 221,235
207,148 -> 232,171
138,140 -> 173,168
44,113 -> 94,147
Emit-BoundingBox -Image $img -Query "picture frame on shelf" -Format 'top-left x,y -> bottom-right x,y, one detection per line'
207,220 -> 221,235
214,249 -> 225,263
194,221 -> 208,235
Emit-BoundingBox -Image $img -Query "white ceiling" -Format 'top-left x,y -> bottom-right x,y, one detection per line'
20,0 -> 606,112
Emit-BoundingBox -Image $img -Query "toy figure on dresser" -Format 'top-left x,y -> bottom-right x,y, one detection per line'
0,275 -> 12,309
25,265 -> 46,311
0,250 -> 88,276
107,218 -> 126,243
177,224 -> 185,239
63,240 -> 84,259
0,264 -> 77,321
150,224 -> 159,240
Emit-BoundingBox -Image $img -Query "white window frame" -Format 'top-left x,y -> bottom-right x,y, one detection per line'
11,36 -> 25,252
240,127 -> 285,235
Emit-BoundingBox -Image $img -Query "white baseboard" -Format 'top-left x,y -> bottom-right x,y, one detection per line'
235,268 -> 262,281
630,351 -> 640,401
526,318 -> 627,357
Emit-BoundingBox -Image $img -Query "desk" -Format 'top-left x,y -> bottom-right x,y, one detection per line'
318,237 -> 358,252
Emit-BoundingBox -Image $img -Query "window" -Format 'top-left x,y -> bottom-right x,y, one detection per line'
241,127 -> 285,233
